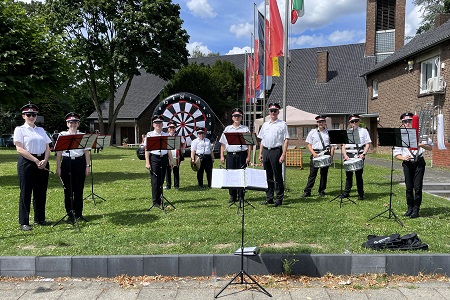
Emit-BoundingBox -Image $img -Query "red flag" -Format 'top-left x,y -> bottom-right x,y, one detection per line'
269,0 -> 283,57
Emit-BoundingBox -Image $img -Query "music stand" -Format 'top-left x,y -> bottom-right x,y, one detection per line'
146,135 -> 181,212
367,128 -> 416,227
328,130 -> 356,207
84,134 -> 110,205
224,132 -> 256,209
53,134 -> 97,230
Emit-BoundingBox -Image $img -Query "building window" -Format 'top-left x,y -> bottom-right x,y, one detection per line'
332,123 -> 340,130
302,127 -> 313,139
373,80 -> 379,98
288,126 -> 298,139
420,56 -> 440,93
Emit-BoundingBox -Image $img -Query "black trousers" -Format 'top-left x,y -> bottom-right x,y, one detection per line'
344,154 -> 365,197
60,156 -> 86,218
17,155 -> 49,225
149,154 -> 168,204
304,153 -> 330,194
226,151 -> 247,200
197,155 -> 213,187
402,157 -> 426,208
166,165 -> 180,188
262,147 -> 284,203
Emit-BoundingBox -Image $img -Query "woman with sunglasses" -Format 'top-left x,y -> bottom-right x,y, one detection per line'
13,104 -> 52,231
55,112 -> 91,224
191,127 -> 214,188
393,112 -> 433,218
342,114 -> 371,200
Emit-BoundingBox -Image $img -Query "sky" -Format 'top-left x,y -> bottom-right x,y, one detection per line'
21,0 -> 424,56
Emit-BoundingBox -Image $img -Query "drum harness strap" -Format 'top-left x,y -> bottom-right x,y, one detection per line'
317,129 -> 330,155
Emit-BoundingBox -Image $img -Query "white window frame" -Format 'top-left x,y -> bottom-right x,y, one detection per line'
372,79 -> 378,98
420,56 -> 440,94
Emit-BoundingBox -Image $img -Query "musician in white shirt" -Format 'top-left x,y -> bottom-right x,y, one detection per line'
144,115 -> 174,207
191,127 -> 214,187
342,114 -> 371,200
302,115 -> 335,198
393,112 -> 433,218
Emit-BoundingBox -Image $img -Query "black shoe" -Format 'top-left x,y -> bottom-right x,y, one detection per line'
34,220 -> 52,226
301,192 -> 311,198
403,207 -> 413,217
318,192 -> 326,197
20,224 -> 32,231
228,197 -> 237,203
341,193 -> 350,198
164,186 -> 171,190
174,187 -> 179,190
65,217 -> 75,224
153,202 -> 161,208
261,200 -> 274,205
358,195 -> 364,200
410,207 -> 419,218
274,202 -> 282,207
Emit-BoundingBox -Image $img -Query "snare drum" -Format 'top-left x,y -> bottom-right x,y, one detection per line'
312,155 -> 332,168
343,158 -> 364,172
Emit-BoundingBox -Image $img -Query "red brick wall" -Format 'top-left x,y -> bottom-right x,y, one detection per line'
432,144 -> 450,169
368,40 -> 450,168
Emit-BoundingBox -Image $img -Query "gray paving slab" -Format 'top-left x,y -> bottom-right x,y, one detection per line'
398,286 -> 448,300
290,287 -> 331,299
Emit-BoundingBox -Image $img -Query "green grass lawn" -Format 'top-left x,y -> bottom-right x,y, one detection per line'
1,147 -> 449,256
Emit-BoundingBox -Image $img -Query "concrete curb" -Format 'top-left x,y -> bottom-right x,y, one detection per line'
1,254 -> 449,278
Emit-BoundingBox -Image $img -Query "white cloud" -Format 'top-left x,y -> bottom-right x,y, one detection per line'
187,42 -> 213,57
187,0 -> 217,19
290,35 -> 328,47
405,3 -> 423,39
328,30 -> 365,44
230,23 -> 253,39
225,46 -> 252,55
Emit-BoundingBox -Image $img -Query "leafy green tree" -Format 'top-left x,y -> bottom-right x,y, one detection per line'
0,0 -> 69,106
161,60 -> 244,130
414,0 -> 450,34
45,0 -> 189,135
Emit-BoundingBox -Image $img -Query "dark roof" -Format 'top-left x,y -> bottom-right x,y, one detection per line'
89,44 -> 374,119
363,19 -> 450,76
270,43 -> 374,114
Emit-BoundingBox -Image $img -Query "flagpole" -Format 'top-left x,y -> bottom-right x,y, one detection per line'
252,4 -> 258,166
281,0 -> 289,183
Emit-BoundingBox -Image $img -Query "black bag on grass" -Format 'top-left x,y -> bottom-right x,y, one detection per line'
362,232 -> 428,251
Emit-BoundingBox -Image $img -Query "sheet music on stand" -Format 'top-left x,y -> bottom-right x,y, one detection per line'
54,133 -> 98,151
211,168 -> 267,190
224,132 -> 257,146
400,128 -> 418,148
94,135 -> 111,149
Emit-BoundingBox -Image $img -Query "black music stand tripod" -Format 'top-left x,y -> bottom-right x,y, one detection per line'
83,134 -> 109,205
328,130 -> 356,207
214,170 -> 271,298
368,128 -> 410,227
53,134 -> 96,231
146,135 -> 180,213
224,132 -> 255,209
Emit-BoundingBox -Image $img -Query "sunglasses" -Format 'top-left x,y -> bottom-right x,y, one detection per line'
68,120 -> 79,123
350,120 -> 359,123
402,119 -> 412,123
197,132 -> 205,134
232,114 -> 242,117
269,109 -> 279,113
25,113 -> 37,118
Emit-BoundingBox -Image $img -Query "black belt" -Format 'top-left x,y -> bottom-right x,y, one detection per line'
63,155 -> 85,160
263,146 -> 282,150
150,153 -> 168,158
229,151 -> 246,155
31,153 -> 45,159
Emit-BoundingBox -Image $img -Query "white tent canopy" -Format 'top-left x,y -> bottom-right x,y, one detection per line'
254,106 -> 318,134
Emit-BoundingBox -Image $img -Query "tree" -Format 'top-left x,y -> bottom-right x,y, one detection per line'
414,0 -> 450,34
0,0 -> 70,106
45,0 -> 189,135
161,60 -> 244,130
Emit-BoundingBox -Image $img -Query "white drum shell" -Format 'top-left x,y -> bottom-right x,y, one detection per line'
344,158 -> 364,172
312,155 -> 332,168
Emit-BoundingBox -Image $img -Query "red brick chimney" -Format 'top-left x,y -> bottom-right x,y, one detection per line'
317,51 -> 328,83
434,13 -> 450,28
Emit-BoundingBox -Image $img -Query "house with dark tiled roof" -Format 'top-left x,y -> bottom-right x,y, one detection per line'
363,14 -> 450,168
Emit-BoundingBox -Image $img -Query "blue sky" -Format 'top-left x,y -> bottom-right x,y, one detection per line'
23,0 -> 424,56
